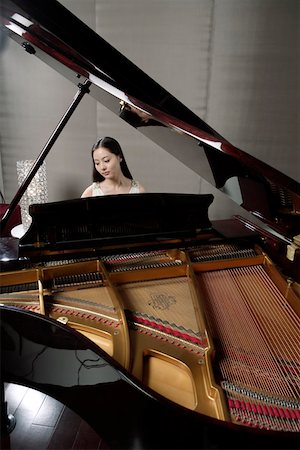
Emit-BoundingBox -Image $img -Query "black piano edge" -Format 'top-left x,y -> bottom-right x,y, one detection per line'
1,305 -> 299,450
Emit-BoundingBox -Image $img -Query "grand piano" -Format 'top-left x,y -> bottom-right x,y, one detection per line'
0,1 -> 300,449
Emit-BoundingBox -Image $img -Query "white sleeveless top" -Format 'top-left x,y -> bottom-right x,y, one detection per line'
92,179 -> 140,196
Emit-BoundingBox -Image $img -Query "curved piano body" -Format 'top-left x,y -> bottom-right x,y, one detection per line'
0,1 -> 300,448
2,304 -> 299,450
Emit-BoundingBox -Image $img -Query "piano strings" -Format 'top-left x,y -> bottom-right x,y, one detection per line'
198,265 -> 300,431
1,243 -> 299,431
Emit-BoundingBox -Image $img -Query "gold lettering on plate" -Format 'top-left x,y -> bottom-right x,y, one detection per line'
148,292 -> 176,310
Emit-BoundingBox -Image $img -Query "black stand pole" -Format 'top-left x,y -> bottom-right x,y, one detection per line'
0,79 -> 91,234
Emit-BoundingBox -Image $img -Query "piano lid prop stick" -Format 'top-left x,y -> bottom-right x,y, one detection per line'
0,79 -> 91,233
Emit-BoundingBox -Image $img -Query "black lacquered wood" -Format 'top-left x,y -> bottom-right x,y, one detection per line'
1,306 -> 298,450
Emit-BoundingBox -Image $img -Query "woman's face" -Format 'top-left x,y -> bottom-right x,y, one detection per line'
93,147 -> 122,179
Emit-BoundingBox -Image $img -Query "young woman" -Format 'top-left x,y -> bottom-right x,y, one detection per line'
81,137 -> 145,197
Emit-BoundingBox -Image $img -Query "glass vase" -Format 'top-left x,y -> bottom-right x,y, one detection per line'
16,160 -> 48,231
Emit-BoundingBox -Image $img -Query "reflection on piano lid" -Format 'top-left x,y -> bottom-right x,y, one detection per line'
2,305 -> 298,450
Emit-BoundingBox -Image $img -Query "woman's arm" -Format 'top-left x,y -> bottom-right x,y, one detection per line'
138,182 -> 146,193
81,185 -> 93,198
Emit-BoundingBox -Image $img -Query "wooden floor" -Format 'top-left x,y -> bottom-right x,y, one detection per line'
1,383 -> 109,450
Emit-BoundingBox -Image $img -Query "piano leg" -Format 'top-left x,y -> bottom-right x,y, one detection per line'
0,379 -> 16,436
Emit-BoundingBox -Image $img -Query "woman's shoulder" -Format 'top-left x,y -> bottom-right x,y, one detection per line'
81,184 -> 93,198
131,179 -> 145,193
81,182 -> 103,198
131,179 -> 139,188
92,181 -> 104,195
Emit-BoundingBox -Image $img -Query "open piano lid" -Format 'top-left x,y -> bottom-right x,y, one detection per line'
0,0 -> 299,247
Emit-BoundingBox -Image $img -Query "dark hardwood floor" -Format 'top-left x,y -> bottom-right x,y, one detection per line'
1,383 -> 109,450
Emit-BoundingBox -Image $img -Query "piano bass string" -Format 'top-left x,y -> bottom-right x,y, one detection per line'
1,241 -> 299,432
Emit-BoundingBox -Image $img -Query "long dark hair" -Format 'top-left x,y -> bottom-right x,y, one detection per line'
91,137 -> 133,182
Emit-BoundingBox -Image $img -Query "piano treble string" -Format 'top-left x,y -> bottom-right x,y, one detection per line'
198,265 -> 300,431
